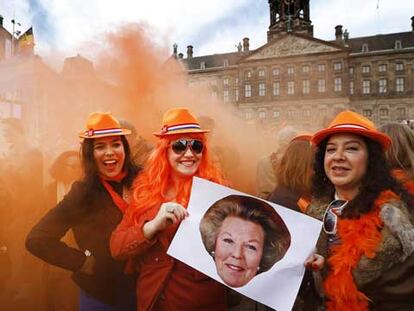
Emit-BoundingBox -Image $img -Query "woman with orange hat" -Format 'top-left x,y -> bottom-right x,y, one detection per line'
308,110 -> 414,310
110,107 -> 228,310
26,112 -> 139,311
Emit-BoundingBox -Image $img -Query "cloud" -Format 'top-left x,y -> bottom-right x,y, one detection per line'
0,0 -> 413,59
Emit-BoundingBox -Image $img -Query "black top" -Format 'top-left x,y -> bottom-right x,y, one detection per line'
25,179 -> 134,305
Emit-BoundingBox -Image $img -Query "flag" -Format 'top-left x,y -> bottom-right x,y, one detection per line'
18,27 -> 34,49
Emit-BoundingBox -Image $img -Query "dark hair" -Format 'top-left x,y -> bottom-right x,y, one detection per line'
200,195 -> 291,273
49,150 -> 80,180
80,135 -> 139,198
312,135 -> 406,218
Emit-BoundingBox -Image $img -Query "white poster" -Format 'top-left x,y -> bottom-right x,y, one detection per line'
167,177 -> 322,311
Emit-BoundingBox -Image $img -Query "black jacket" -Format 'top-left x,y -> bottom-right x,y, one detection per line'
25,180 -> 134,305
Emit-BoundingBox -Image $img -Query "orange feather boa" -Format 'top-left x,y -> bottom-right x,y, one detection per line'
324,190 -> 400,311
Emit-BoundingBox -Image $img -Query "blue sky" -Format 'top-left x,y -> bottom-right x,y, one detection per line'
1,0 -> 413,61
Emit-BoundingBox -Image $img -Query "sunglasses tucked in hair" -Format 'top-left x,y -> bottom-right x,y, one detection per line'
322,199 -> 348,235
171,139 -> 204,155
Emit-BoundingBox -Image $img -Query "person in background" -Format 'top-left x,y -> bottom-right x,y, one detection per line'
0,117 -> 44,310
110,107 -> 228,310
256,126 -> 298,199
379,122 -> 414,195
267,134 -> 321,310
0,176 -> 12,301
308,110 -> 414,310
42,150 -> 82,311
119,119 -> 153,168
26,112 -> 139,311
268,134 -> 314,212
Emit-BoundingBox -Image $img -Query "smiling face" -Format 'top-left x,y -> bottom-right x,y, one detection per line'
214,216 -> 264,288
167,136 -> 202,179
93,136 -> 125,178
324,133 -> 368,199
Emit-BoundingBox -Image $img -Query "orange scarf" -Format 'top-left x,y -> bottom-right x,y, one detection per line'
100,171 -> 129,213
393,169 -> 414,195
324,190 -> 400,311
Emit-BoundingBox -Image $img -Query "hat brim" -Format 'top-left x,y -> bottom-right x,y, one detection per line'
79,129 -> 131,139
153,128 -> 209,137
312,127 -> 391,150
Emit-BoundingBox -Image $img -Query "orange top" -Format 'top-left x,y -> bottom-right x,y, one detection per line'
110,202 -> 227,311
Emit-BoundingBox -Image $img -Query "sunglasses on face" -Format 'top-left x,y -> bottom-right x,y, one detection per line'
322,199 -> 348,235
170,139 -> 204,155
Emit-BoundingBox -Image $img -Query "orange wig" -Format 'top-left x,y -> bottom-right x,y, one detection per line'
130,133 -> 226,221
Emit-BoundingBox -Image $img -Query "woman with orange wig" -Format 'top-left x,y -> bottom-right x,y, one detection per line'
110,107 -> 228,310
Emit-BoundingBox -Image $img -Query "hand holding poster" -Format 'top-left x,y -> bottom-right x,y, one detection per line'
168,177 -> 322,311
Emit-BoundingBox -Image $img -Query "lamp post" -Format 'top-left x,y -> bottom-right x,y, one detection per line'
11,19 -> 21,56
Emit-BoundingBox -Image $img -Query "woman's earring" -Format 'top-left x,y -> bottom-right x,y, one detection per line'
257,266 -> 260,271
210,251 -> 215,258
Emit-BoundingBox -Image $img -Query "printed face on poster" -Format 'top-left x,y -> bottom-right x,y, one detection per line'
167,177 -> 322,311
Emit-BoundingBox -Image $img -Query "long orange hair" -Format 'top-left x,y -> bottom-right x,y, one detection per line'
130,133 -> 226,221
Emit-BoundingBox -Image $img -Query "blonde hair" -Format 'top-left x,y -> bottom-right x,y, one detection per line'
379,123 -> 414,178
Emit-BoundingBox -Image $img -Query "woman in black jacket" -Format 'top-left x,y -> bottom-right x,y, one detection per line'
26,112 -> 140,311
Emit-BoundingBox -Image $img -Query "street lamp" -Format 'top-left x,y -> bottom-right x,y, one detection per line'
11,19 -> 21,56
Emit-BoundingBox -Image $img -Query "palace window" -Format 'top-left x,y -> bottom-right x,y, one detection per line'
246,70 -> 252,78
379,108 -> 389,117
273,110 -> 280,118
244,84 -> 252,97
394,40 -> 402,49
318,79 -> 326,93
334,62 -> 342,71
362,65 -> 370,74
223,90 -> 229,103
258,69 -> 265,77
349,67 -> 354,75
363,109 -> 372,117
395,63 -> 404,71
272,68 -> 280,76
223,78 -> 229,86
287,66 -> 294,75
378,79 -> 387,94
349,81 -> 354,95
334,77 -> 342,92
397,107 -> 406,117
362,80 -> 370,94
273,82 -> 280,96
200,61 -> 206,70
302,80 -> 310,94
362,43 -> 369,52
223,59 -> 229,67
396,77 -> 404,92
287,81 -> 295,95
259,83 -> 266,96
302,65 -> 310,73
318,64 -> 325,72
258,110 -> 266,119
378,64 -> 387,73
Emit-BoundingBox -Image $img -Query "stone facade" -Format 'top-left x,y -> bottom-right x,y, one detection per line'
180,0 -> 414,130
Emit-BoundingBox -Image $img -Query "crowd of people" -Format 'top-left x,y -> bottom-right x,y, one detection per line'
0,107 -> 413,311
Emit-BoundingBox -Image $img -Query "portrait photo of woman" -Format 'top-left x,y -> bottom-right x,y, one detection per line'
199,195 -> 291,288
